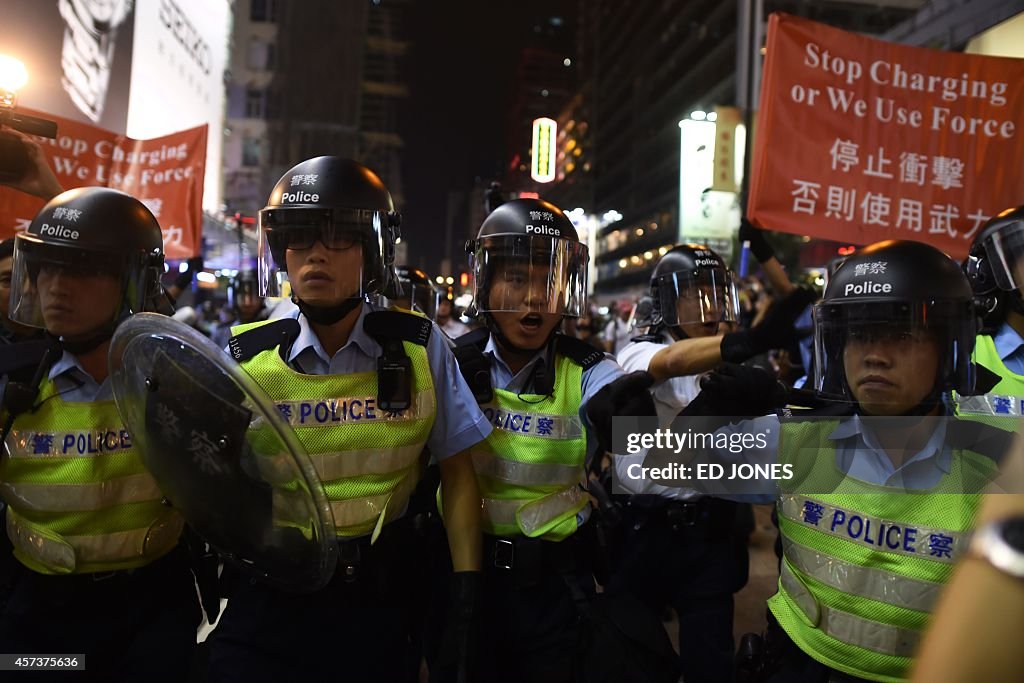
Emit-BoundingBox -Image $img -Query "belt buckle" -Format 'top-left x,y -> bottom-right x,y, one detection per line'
338,540 -> 362,582
493,539 -> 514,570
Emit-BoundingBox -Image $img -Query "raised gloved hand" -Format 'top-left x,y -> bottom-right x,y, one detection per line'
585,371 -> 657,454
699,363 -> 788,416
721,285 -> 817,363
738,217 -> 776,263
430,571 -> 482,683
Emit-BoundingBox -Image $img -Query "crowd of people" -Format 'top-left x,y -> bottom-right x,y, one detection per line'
0,129 -> 1021,683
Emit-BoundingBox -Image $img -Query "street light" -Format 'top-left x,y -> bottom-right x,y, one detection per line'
0,54 -> 58,182
0,55 -> 29,99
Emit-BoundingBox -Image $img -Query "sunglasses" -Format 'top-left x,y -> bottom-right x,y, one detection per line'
271,225 -> 362,251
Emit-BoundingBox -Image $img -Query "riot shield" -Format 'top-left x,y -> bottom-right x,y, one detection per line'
109,313 -> 337,591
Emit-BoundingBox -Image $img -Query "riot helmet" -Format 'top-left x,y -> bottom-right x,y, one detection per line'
814,240 -> 976,412
466,198 -> 588,318
385,265 -> 443,318
649,244 -> 739,338
258,157 -> 400,323
963,205 -> 1024,331
228,269 -> 266,324
9,187 -> 164,344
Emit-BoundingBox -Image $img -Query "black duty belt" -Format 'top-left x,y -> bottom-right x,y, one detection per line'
628,496 -> 738,535
482,531 -> 591,588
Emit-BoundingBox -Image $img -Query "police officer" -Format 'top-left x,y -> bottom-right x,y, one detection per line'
209,270 -> 269,348
385,265 -> 444,319
205,156 -> 491,682
961,205 -> 1024,411
610,243 -> 813,682
0,238 -> 41,344
0,188 -> 199,681
689,240 -> 1007,682
451,198 -> 653,683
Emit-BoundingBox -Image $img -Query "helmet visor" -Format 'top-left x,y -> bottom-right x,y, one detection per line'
8,234 -> 140,331
230,279 -> 262,310
812,300 -> 975,403
257,207 -> 391,298
978,219 -> 1024,292
655,268 -> 739,328
386,282 -> 442,318
470,235 -> 588,317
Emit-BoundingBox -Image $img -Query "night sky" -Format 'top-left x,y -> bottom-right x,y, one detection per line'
399,0 -> 575,274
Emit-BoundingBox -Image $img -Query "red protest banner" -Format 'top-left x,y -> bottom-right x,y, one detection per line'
748,13 -> 1024,259
0,109 -> 207,259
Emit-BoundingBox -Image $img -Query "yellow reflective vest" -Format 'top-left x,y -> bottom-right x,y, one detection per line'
232,318 -> 435,538
472,351 -> 589,541
0,379 -> 182,575
769,417 -> 1000,682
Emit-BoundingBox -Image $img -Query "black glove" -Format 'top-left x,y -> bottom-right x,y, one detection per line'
699,363 -> 788,416
430,571 -> 482,683
721,285 -> 817,363
739,217 -> 776,263
585,371 -> 657,455
173,256 -> 204,290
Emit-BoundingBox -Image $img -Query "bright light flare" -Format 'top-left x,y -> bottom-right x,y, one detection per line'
0,55 -> 28,94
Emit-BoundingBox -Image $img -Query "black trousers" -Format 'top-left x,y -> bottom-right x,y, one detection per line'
0,546 -> 200,683
477,532 -> 596,683
760,613 -> 873,683
605,498 -> 748,683
206,521 -> 428,683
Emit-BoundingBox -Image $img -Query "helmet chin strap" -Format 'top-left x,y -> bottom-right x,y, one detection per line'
854,384 -> 945,419
61,324 -> 116,355
294,295 -> 364,325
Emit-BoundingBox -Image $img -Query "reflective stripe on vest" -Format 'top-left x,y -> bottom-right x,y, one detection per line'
778,494 -> 968,565
479,404 -> 585,440
6,506 -> 182,575
781,537 -> 943,613
780,562 -> 920,658
472,451 -> 582,488
959,334 -> 1024,416
472,352 -> 588,540
329,470 -> 420,529
271,388 -> 434,427
234,316 -> 435,537
0,381 -> 181,575
0,473 -> 163,512
482,487 -> 586,537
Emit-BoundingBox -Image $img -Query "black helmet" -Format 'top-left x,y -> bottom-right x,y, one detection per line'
649,243 -> 739,333
466,198 -> 588,317
227,269 -> 263,311
257,156 -> 401,300
963,205 -> 1024,332
384,265 -> 443,317
814,240 -> 976,401
10,187 -> 165,331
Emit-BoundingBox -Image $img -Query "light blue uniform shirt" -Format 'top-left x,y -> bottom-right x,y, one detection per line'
0,351 -> 111,405
709,412 -> 952,504
991,321 -> 1024,376
282,303 -> 491,460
